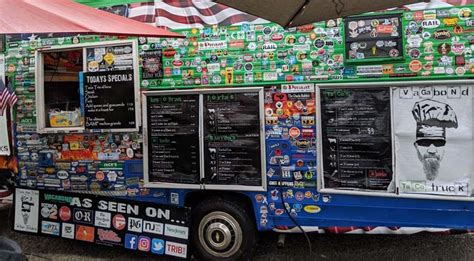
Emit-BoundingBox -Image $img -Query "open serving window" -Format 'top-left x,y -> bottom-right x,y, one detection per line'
317,81 -> 474,201
142,88 -> 266,191
35,40 -> 140,133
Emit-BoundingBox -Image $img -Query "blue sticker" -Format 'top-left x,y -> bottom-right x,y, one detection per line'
125,234 -> 138,250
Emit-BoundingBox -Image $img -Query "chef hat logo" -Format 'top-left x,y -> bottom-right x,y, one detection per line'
412,99 -> 458,140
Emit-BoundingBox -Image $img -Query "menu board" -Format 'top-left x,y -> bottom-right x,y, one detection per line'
14,188 -> 191,259
83,70 -> 136,130
203,91 -> 262,186
345,14 -> 403,61
142,50 -> 163,80
146,94 -> 200,184
320,88 -> 393,190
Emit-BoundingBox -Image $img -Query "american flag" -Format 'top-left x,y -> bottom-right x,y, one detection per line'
0,80 -> 17,116
102,0 -> 472,30
104,0 -> 269,29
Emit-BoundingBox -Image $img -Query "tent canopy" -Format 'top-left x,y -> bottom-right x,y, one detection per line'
215,0 -> 424,27
0,0 -> 183,37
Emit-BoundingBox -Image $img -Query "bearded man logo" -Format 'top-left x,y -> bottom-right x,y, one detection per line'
412,99 -> 458,181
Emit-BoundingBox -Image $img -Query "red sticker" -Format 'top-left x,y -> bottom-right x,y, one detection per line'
409,60 -> 423,72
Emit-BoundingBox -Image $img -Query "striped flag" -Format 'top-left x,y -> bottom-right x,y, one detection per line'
103,0 -> 473,30
0,81 -> 11,116
153,0 -> 269,29
7,82 -> 17,107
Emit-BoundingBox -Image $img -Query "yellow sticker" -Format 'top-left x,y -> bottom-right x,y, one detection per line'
69,142 -> 80,151
225,67 -> 234,84
304,205 -> 321,214
103,52 -> 115,65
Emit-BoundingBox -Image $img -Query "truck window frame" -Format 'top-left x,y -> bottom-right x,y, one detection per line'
35,39 -> 140,134
317,80 -> 474,202
142,87 -> 267,192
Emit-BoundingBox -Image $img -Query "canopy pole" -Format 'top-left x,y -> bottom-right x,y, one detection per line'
285,0 -> 310,29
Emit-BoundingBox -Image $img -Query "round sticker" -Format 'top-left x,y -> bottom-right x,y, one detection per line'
126,148 -> 134,159
289,127 -> 301,138
96,171 -> 105,181
371,19 -> 379,27
244,63 -> 253,71
409,49 -> 421,59
459,8 -> 472,20
437,43 -> 451,55
59,206 -> 71,221
348,21 -> 358,30
263,26 -> 272,35
265,108 -> 273,116
113,214 -> 126,230
456,66 -> 466,76
389,49 -> 399,58
409,60 -> 423,72
314,39 -> 325,49
285,35 -> 296,45
350,42 -> 359,50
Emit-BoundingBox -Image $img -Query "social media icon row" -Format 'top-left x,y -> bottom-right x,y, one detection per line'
124,234 -> 164,255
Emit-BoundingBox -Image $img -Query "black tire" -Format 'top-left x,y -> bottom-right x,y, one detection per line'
191,197 -> 257,261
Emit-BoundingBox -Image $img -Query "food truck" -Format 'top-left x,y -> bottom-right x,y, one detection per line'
5,2 -> 474,260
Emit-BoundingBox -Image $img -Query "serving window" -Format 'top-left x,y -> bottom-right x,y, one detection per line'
36,40 -> 140,133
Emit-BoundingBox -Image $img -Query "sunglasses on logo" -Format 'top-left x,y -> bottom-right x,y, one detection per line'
416,139 -> 446,147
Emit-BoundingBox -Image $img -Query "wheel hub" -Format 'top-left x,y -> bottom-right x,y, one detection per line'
198,211 -> 243,258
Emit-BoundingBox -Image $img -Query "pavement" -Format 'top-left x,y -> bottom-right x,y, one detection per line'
1,206 -> 474,260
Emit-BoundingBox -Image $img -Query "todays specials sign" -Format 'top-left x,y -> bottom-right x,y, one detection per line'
13,188 -> 191,259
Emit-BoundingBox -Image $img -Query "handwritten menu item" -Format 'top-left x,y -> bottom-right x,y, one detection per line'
345,14 -> 403,61
203,92 -> 262,186
320,88 -> 392,190
147,94 -> 200,184
83,70 -> 136,130
142,49 -> 163,80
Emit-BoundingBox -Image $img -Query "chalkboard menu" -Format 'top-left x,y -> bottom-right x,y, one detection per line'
83,70 -> 137,130
203,92 -> 262,186
320,88 -> 393,190
146,94 -> 200,184
142,49 -> 163,80
345,14 -> 403,62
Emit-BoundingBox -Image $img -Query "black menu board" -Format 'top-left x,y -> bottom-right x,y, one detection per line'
320,88 -> 392,190
142,49 -> 163,80
203,92 -> 262,186
146,94 -> 200,184
83,70 -> 136,130
345,14 -> 403,61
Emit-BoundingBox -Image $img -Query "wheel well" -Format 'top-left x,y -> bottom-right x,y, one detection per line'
184,191 -> 256,223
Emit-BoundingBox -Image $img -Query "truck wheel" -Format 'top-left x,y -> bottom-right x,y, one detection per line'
191,198 -> 256,261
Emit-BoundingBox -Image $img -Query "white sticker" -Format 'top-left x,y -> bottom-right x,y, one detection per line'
95,211 -> 111,228
62,223 -> 75,239
143,220 -> 164,235
165,241 -> 188,258
14,188 -> 39,233
164,224 -> 189,239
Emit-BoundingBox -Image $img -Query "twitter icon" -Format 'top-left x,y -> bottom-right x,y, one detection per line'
151,238 -> 165,255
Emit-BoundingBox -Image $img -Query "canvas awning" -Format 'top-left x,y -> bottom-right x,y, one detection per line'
0,0 -> 183,37
214,0 -> 425,28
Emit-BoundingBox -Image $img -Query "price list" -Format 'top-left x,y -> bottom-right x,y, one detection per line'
83,70 -> 136,129
147,94 -> 200,184
320,88 -> 393,190
203,92 -> 262,186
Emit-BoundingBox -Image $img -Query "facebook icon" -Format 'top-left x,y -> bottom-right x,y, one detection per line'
125,234 -> 138,250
